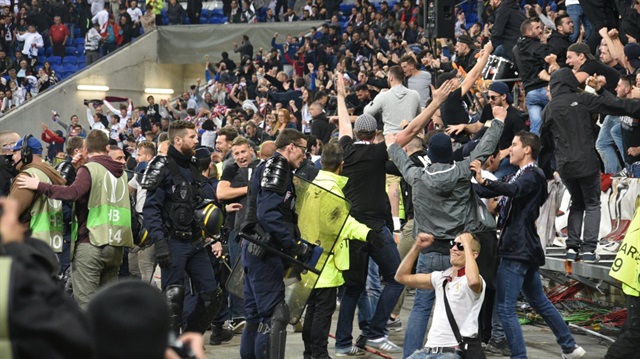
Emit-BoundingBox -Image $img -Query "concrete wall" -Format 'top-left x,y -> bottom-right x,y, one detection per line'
0,21 -> 322,136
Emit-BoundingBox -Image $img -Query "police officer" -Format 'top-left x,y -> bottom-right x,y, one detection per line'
142,120 -> 223,335
8,135 -> 66,253
240,128 -> 312,359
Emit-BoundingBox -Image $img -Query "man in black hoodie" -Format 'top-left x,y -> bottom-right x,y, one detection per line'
541,68 -> 640,263
513,18 -> 551,135
547,14 -> 575,68
490,0 -> 526,61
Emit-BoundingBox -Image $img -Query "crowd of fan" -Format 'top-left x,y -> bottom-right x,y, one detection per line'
5,0 -> 640,358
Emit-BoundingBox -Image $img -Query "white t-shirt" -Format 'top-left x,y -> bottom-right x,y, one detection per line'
128,176 -> 146,214
127,7 -> 143,22
425,268 -> 485,348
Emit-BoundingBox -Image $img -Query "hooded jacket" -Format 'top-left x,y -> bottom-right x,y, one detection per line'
541,68 -> 640,179
388,121 -> 503,254
491,0 -> 526,59
36,155 -> 125,244
10,160 -> 66,222
546,31 -> 571,68
363,84 -> 422,135
513,35 -> 551,92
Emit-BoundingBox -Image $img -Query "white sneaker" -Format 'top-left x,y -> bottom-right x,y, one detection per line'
366,338 -> 402,353
562,345 -> 586,359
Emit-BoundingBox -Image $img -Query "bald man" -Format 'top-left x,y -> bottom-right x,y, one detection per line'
258,141 -> 276,160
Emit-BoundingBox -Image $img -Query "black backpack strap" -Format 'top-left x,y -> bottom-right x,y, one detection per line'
442,280 -> 464,347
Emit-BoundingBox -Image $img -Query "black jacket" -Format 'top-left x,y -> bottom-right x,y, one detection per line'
310,112 -> 336,144
491,0 -> 526,59
513,36 -> 551,92
546,31 -> 571,68
474,166 -> 548,266
441,49 -> 479,73
541,68 -> 640,179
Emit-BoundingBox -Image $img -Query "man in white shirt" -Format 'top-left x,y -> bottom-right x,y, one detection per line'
127,1 -> 143,25
396,232 -> 485,359
92,4 -> 110,29
15,24 -> 43,60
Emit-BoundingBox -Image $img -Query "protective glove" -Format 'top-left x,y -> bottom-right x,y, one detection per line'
155,239 -> 173,269
366,229 -> 385,249
292,241 -> 313,263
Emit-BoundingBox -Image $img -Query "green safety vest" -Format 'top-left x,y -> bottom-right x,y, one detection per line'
85,162 -> 133,248
24,168 -> 64,253
0,257 -> 14,359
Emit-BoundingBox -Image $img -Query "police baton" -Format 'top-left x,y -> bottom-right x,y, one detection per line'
238,232 -> 321,275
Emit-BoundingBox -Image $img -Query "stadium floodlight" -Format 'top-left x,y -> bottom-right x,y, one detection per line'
144,88 -> 175,95
77,85 -> 110,91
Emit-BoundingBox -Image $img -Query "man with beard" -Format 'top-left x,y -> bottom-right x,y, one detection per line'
547,14 -> 575,68
141,120 -> 224,336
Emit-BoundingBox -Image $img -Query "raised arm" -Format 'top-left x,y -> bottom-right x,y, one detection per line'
461,41 -> 493,96
392,80 -> 455,148
335,73 -> 353,139
395,233 -> 435,290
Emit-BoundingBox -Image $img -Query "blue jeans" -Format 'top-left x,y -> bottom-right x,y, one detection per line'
525,87 -> 549,135
493,45 -> 512,61
335,227 -> 403,347
496,259 -> 576,359
596,115 -> 623,174
566,4 -> 593,43
491,300 -> 506,342
403,251 -> 451,359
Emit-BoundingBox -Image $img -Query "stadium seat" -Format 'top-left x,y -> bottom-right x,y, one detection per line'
45,47 -> 53,57
37,47 -> 45,57
74,28 -> 81,37
208,17 -> 220,24
200,9 -> 211,19
77,62 -> 86,70
47,56 -> 62,65
56,72 -> 65,80
62,57 -> 76,65
51,65 -> 63,74
161,9 -> 167,17
76,45 -> 85,54
66,37 -> 73,46
212,8 -> 223,16
62,71 -> 75,79
73,38 -> 85,46
65,47 -> 76,56
162,16 -> 169,25
77,56 -> 86,65
62,64 -> 78,73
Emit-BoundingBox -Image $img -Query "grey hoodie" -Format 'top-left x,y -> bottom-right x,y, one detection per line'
388,121 -> 504,254
364,84 -> 422,135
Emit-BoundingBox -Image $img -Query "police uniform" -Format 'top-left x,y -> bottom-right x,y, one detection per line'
240,152 -> 307,359
142,144 -> 222,334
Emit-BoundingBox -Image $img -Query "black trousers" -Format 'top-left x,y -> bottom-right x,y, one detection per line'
606,293 -> 640,359
302,287 -> 337,358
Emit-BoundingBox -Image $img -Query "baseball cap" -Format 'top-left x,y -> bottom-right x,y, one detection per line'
10,136 -> 43,155
354,114 -> 377,133
457,35 -> 476,49
567,43 -> 595,61
624,43 -> 640,70
488,81 -> 513,104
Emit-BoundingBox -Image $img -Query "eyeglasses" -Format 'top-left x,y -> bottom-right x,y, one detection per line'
488,95 -> 501,101
294,143 -> 308,154
449,241 -> 464,251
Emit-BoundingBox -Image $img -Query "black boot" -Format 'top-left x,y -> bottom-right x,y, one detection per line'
209,323 -> 234,345
165,285 -> 185,338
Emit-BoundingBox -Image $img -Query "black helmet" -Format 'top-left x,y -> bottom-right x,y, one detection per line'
194,200 -> 224,237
